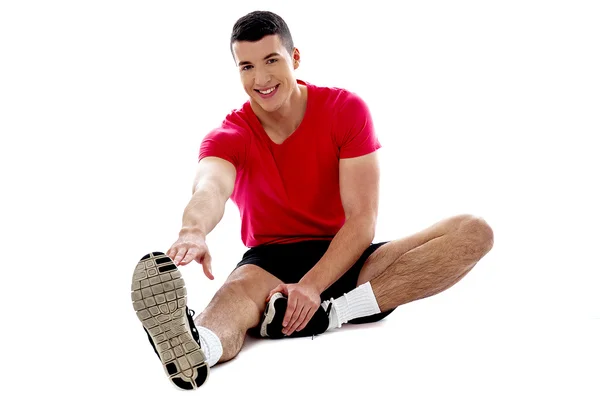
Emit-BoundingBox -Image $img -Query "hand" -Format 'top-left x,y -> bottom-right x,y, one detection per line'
266,283 -> 321,335
167,232 -> 214,280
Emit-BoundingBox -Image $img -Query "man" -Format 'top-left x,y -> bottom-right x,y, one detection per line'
131,10 -> 494,390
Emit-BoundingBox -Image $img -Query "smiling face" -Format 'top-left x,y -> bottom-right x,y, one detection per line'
232,34 -> 300,113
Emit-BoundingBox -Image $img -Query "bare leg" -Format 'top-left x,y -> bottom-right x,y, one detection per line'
194,265 -> 282,363
358,214 -> 494,312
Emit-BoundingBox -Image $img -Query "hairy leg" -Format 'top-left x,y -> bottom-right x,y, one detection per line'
193,265 -> 282,363
358,214 -> 494,312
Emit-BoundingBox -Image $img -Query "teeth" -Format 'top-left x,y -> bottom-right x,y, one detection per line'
259,86 -> 276,95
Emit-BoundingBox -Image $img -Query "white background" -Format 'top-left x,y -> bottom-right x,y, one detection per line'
1,0 -> 599,397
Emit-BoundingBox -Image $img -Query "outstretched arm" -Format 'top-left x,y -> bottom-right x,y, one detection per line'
167,156 -> 236,278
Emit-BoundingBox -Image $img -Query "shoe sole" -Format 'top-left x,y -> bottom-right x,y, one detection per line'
260,293 -> 287,338
131,252 -> 208,390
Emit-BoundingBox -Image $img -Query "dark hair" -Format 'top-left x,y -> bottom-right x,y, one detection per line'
230,11 -> 295,57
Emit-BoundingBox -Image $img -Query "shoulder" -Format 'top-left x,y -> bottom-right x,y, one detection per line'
199,102 -> 257,166
205,102 -> 254,141
306,80 -> 369,115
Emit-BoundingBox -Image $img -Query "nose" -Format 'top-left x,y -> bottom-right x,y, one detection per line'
254,65 -> 272,87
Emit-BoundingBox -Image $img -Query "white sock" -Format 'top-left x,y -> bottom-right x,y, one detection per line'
321,282 -> 381,331
194,325 -> 223,368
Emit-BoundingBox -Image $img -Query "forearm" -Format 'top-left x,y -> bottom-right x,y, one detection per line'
300,216 -> 375,293
180,182 -> 227,239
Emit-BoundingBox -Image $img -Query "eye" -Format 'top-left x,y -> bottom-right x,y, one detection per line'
266,58 -> 277,64
241,65 -> 253,71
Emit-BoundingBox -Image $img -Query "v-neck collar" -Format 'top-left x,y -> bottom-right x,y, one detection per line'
245,79 -> 312,147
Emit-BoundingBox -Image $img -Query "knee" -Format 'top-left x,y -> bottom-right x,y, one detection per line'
217,278 -> 253,301
457,214 -> 494,256
216,276 -> 266,314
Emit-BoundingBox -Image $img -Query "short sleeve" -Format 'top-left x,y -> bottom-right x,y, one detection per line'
198,126 -> 246,170
335,92 -> 382,159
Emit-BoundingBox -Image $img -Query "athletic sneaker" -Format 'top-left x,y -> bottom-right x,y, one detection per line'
259,292 -> 332,339
131,252 -> 209,390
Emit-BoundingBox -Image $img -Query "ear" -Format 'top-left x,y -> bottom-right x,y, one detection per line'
292,48 -> 301,69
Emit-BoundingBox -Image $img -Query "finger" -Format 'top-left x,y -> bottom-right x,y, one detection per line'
283,298 -> 304,334
279,284 -> 289,296
166,247 -> 175,259
172,248 -> 187,266
282,297 -> 297,331
297,306 -> 317,332
266,287 -> 278,302
266,284 -> 285,302
202,252 -> 214,280
288,305 -> 310,334
179,248 -> 198,266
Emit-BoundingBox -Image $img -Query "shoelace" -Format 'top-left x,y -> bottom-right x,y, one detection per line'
186,308 -> 201,344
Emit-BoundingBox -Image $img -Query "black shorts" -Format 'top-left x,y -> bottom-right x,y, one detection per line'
236,239 -> 395,324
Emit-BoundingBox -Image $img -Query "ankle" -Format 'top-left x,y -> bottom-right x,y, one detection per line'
326,282 -> 381,328
322,299 -> 341,331
195,325 -> 223,367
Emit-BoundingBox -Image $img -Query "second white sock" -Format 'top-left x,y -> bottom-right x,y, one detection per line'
194,325 -> 223,368
322,282 -> 381,331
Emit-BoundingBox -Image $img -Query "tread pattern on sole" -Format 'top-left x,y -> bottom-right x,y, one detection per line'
131,252 -> 209,390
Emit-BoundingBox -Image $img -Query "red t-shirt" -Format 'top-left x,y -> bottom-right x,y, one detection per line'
198,79 -> 381,247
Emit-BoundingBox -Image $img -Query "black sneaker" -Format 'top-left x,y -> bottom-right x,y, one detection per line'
259,292 -> 332,339
131,252 -> 209,390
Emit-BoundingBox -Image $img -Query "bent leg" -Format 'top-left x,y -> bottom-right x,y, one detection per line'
359,214 -> 494,313
194,264 -> 282,363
